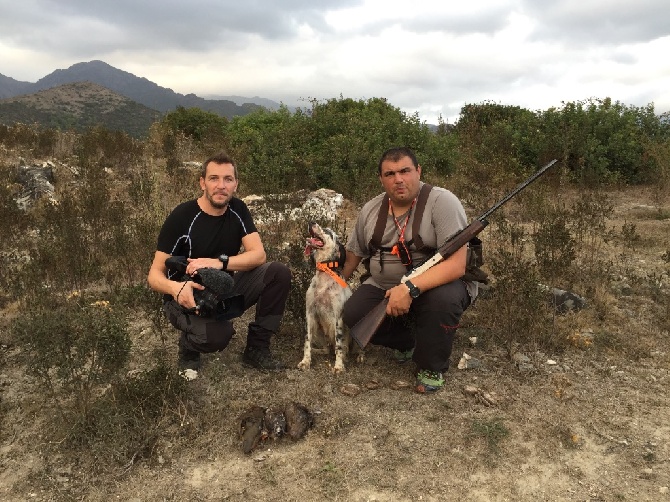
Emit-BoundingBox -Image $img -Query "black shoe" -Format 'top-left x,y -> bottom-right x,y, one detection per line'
178,346 -> 201,371
242,346 -> 285,370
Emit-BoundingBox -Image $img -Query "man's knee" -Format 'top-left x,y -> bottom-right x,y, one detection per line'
203,321 -> 235,352
418,280 -> 469,315
265,261 -> 292,288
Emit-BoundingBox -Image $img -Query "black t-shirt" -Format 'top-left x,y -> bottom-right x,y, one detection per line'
156,197 -> 258,270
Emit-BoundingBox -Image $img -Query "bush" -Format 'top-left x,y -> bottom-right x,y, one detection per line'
13,291 -> 131,419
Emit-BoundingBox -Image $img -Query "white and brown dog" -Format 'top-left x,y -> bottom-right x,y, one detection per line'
298,222 -> 353,373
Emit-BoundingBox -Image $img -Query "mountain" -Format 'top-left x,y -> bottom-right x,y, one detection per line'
0,60 -> 263,118
0,81 -> 161,138
0,74 -> 32,100
203,94 -> 295,111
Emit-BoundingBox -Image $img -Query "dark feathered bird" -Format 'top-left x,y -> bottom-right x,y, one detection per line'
239,405 -> 266,454
263,407 -> 287,440
284,402 -> 314,441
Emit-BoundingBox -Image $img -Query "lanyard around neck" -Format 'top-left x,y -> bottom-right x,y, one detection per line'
389,198 -> 416,243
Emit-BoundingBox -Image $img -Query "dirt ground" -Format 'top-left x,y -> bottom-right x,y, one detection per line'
1,187 -> 669,502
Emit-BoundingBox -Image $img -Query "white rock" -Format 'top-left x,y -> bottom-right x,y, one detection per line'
179,369 -> 198,381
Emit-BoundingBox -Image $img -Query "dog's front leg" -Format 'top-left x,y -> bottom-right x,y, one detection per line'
333,317 -> 347,373
298,311 -> 316,370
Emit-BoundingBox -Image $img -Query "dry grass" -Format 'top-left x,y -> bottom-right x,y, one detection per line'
1,150 -> 669,501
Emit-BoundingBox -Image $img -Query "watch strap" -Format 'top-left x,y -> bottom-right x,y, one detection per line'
405,279 -> 421,298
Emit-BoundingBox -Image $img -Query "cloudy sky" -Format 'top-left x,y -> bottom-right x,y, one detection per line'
1,0 -> 668,123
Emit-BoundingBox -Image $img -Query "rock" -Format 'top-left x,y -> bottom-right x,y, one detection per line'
178,369 -> 198,381
389,380 -> 411,390
15,163 -> 57,210
242,189 -> 346,225
549,287 -> 587,314
458,352 -> 482,370
364,380 -> 381,390
462,385 -> 497,406
339,383 -> 361,396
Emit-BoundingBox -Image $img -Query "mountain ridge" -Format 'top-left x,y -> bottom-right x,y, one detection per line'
0,81 -> 161,137
0,60 -> 273,118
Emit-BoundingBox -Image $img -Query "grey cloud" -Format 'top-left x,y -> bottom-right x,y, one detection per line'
0,0 -> 361,55
522,0 -> 670,45
338,6 -> 511,38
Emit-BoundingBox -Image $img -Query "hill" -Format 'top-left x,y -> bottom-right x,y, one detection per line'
0,60 -> 263,119
0,81 -> 161,137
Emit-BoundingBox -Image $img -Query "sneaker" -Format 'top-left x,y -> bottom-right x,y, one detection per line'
393,348 -> 414,364
242,346 -> 286,370
415,369 -> 445,394
178,347 -> 201,371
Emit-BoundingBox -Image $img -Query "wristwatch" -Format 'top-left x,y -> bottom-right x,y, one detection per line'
218,254 -> 229,271
404,279 -> 421,299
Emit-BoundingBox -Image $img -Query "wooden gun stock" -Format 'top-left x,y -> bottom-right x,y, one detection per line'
349,158 -> 557,350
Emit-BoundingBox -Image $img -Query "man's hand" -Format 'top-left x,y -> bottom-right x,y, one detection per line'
185,257 -> 220,275
174,280 -> 205,310
385,283 -> 412,317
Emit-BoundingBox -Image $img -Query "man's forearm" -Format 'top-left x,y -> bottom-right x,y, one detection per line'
343,251 -> 363,281
148,267 -> 180,297
408,246 -> 467,293
228,249 -> 266,271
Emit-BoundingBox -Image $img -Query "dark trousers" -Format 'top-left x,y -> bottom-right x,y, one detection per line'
164,262 -> 292,354
342,280 -> 470,372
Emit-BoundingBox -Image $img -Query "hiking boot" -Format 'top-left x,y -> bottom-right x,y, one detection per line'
393,348 -> 414,364
178,346 -> 201,371
242,346 -> 286,370
415,369 -> 445,394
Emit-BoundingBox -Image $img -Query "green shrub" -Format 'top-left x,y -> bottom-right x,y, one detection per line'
13,291 -> 131,419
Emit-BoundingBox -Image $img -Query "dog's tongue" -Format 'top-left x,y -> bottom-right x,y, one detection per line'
304,237 -> 323,255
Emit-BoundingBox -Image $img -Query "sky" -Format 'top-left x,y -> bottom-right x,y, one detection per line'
1,0 -> 668,124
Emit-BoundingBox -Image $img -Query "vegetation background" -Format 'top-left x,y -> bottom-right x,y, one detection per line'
0,96 -> 669,500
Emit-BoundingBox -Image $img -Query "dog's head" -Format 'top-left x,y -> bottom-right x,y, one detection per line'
304,222 -> 346,266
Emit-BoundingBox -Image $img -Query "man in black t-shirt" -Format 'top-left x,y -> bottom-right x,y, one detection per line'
148,151 -> 291,373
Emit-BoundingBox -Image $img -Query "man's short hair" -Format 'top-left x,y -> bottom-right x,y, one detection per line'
201,151 -> 238,179
377,147 -> 419,174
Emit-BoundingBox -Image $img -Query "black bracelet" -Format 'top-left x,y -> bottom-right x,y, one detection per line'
176,281 -> 188,301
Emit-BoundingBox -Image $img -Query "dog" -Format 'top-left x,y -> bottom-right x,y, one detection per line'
298,222 -> 354,373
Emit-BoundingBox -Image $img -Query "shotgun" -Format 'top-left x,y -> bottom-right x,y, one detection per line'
350,158 -> 558,349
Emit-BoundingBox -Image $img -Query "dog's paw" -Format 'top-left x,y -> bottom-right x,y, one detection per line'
297,359 -> 311,371
332,362 -> 345,374
356,353 -> 365,364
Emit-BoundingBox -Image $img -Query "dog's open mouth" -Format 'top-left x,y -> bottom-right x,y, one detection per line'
304,237 -> 324,255
304,223 -> 325,255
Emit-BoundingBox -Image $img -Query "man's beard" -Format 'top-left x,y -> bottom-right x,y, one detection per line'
207,191 -> 231,209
